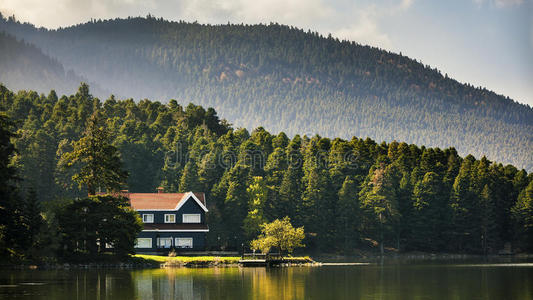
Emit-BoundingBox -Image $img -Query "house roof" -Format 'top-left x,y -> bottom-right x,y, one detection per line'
127,192 -> 207,212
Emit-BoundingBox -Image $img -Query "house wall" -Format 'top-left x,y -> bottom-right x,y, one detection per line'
136,231 -> 207,251
137,197 -> 206,224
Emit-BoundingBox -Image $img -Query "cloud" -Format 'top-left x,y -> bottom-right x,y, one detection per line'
400,0 -> 415,10
494,0 -> 524,6
0,0 -> 415,50
329,0 -> 414,49
472,0 -> 524,7
177,0 -> 333,25
331,7 -> 393,49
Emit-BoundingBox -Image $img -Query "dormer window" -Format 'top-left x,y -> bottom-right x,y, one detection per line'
142,214 -> 154,223
183,214 -> 201,223
164,214 -> 176,223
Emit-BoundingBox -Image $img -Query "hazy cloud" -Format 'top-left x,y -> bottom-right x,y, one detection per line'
332,6 -> 393,49
0,0 -> 412,50
473,0 -> 524,7
178,0 -> 333,25
494,0 -> 524,6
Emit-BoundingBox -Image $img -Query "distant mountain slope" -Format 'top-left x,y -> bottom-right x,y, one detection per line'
0,31 -> 80,95
0,30 -> 107,97
0,14 -> 531,170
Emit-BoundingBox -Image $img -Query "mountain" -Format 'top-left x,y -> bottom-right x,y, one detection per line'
0,31 -> 81,95
0,30 -> 107,97
0,14 -> 531,171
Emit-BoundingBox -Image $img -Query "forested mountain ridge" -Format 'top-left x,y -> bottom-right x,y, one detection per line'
1,84 -> 532,253
0,13 -> 531,171
0,31 -> 107,97
0,31 -> 81,94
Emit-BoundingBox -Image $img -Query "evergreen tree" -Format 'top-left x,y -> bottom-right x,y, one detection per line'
278,135 -> 303,220
511,180 -> 533,250
411,172 -> 448,251
336,176 -> 359,252
451,155 -> 479,252
359,160 -> 400,254
0,112 -> 20,258
179,160 -> 201,192
20,189 -> 44,258
59,111 -> 128,195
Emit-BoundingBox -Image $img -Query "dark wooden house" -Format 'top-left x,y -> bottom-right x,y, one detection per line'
127,190 -> 209,253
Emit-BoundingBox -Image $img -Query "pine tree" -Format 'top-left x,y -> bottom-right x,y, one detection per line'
21,189 -> 44,259
336,176 -> 359,252
179,160 -> 201,192
0,113 -> 19,257
451,155 -> 479,252
59,111 -> 128,195
411,172 -> 448,251
278,136 -> 303,220
479,184 -> 497,254
359,160 -> 400,255
511,180 -> 533,250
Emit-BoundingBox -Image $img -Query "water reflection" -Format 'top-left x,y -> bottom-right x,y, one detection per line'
1,262 -> 533,300
130,267 -> 310,300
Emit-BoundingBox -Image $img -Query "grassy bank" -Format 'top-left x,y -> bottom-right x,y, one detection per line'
134,255 -> 241,267
133,254 -> 315,267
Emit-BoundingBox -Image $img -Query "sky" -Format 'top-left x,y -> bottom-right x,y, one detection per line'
1,0 -> 532,106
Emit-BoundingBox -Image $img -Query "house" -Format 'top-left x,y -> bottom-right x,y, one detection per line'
125,189 -> 209,253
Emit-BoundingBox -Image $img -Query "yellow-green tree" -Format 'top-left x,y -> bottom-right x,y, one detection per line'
243,176 -> 268,239
250,217 -> 305,255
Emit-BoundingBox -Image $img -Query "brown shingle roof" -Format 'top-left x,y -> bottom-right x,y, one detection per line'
126,192 -> 206,211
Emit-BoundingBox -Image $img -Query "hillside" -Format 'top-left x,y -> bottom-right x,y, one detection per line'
0,14 -> 531,171
0,31 -> 82,95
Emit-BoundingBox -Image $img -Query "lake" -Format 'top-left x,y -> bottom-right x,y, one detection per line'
1,259 -> 532,299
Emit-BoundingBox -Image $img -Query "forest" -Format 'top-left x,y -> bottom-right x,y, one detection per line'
0,84 -> 532,261
0,13 -> 532,172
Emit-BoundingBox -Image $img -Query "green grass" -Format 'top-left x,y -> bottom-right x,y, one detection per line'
133,254 -> 241,264
133,254 -> 313,265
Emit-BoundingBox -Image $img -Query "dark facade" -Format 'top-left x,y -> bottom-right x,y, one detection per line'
133,193 -> 209,253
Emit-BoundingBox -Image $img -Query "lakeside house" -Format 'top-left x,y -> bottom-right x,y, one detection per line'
124,188 -> 209,253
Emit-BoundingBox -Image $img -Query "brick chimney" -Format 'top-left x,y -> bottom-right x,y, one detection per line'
157,187 -> 164,194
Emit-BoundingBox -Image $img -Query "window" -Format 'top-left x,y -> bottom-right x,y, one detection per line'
183,214 -> 201,223
142,214 -> 154,223
135,238 -> 152,248
164,214 -> 176,223
175,238 -> 193,248
157,237 -> 173,248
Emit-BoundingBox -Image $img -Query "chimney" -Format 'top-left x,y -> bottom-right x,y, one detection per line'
157,187 -> 164,194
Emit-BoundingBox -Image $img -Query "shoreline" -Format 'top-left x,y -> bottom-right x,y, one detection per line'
2,252 -> 532,270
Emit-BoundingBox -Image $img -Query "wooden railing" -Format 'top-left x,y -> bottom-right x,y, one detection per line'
241,253 -> 282,261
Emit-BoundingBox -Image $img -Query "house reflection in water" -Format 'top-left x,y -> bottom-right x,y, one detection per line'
130,267 -> 310,300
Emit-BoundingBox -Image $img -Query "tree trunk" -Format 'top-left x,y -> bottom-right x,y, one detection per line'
88,183 -> 95,196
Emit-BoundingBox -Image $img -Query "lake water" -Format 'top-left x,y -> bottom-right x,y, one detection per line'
1,259 -> 532,299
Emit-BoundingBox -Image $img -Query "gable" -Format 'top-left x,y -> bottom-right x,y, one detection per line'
176,192 -> 208,212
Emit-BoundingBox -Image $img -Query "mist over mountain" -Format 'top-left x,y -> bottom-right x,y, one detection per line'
0,14 -> 531,171
0,31 -> 83,95
0,30 -> 107,97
